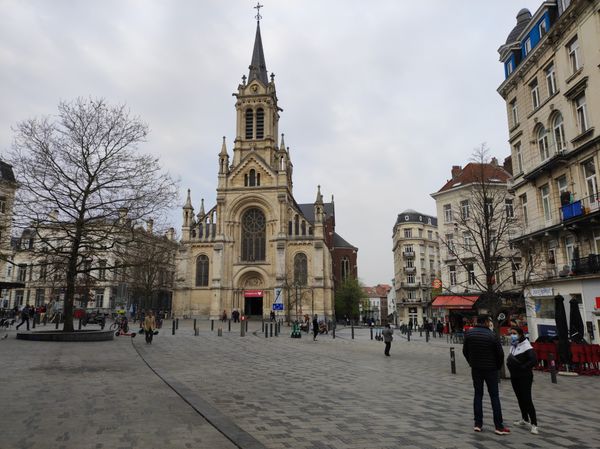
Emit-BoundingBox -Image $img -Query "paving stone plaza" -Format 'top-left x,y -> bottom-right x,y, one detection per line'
1,320 -> 599,449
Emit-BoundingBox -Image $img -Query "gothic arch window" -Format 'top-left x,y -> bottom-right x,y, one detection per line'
294,214 -> 299,235
245,108 -> 254,139
256,108 -> 265,139
301,221 -> 306,236
294,253 -> 308,285
241,208 -> 266,261
341,256 -> 350,281
195,255 -> 209,287
244,174 -> 248,186
257,173 -> 260,186
249,169 -> 256,186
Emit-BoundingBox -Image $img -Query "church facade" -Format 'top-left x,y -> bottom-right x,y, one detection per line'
172,19 -> 357,320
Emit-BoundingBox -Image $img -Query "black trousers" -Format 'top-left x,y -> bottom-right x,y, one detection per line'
145,329 -> 154,344
510,375 -> 537,426
16,317 -> 29,330
384,341 -> 391,356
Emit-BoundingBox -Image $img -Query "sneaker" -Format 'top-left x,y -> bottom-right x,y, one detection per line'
495,427 -> 511,435
530,425 -> 539,435
473,426 -> 482,432
513,419 -> 529,427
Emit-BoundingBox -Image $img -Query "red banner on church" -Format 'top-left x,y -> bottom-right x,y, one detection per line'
244,290 -> 263,298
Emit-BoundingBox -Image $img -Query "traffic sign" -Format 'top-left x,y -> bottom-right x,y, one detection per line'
272,303 -> 284,311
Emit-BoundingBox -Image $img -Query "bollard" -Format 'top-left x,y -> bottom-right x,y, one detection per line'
262,321 -> 265,332
370,327 -> 373,340
228,319 -> 231,332
194,318 -> 197,332
194,327 -> 199,336
450,347 -> 456,374
407,328 -> 411,342
274,322 -> 278,337
55,315 -> 59,330
241,320 -> 245,337
426,329 -> 429,343
218,327 -> 223,337
351,323 -> 354,340
176,318 -> 179,330
420,328 -> 423,337
246,319 -> 248,332
332,326 -> 335,339
211,320 -> 214,331
269,322 -> 272,337
446,334 -> 449,343
32,317 -> 36,329
78,319 -> 81,330
548,352 -> 558,384
265,325 -> 268,338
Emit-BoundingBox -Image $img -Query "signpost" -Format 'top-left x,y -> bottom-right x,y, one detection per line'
272,287 -> 284,311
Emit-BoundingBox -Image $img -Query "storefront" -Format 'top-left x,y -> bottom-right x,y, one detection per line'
431,295 -> 479,332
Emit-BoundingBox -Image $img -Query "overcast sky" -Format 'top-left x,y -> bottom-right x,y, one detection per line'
0,0 -> 542,286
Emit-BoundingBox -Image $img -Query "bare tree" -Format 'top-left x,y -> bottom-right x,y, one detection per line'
9,98 -> 178,331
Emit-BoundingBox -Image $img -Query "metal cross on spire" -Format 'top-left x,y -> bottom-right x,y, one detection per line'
254,2 -> 263,22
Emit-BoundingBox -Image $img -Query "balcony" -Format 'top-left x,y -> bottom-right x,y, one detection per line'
404,266 -> 416,274
560,193 -> 600,222
523,147 -> 568,181
400,281 -> 421,288
403,250 -> 415,258
572,254 -> 600,276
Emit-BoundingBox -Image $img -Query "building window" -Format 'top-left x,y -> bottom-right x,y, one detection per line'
241,208 -> 266,261
557,175 -> 568,196
574,94 -> 588,133
17,264 -> 27,282
15,290 -> 24,306
553,113 -> 566,152
530,79 -> 540,109
510,99 -> 519,127
195,255 -> 209,287
512,262 -> 521,285
463,232 -> 473,251
514,142 -> 523,173
520,194 -> 528,227
245,108 -> 254,139
449,266 -> 457,286
248,169 -> 259,187
427,230 -> 433,240
565,236 -> 576,265
540,184 -> 552,222
341,257 -> 350,281
407,273 -> 415,284
506,60 -> 514,76
294,253 -> 308,285
446,234 -> 455,254
39,264 -> 47,281
582,159 -> 598,200
0,196 -> 6,213
538,20 -> 547,38
524,38 -> 532,56
560,0 -> 571,12
467,264 -> 476,285
94,289 -> 104,306
568,37 -> 580,73
443,204 -> 453,223
505,199 -> 514,218
98,260 -> 106,281
404,244 -> 413,254
538,126 -> 549,161
545,63 -> 556,96
403,228 -> 412,238
460,200 -> 470,220
255,108 -> 264,139
35,288 -> 45,306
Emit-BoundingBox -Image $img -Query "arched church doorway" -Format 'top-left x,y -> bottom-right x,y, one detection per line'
244,289 -> 263,316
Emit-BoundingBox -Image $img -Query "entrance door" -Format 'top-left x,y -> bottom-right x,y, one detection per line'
244,296 -> 263,316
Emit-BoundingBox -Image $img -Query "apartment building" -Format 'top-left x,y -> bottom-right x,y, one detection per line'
498,0 -> 600,342
392,209 -> 440,327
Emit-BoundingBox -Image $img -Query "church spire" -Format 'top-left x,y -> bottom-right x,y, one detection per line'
248,4 -> 268,85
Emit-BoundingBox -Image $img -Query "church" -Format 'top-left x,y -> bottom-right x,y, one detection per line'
172,12 -> 358,320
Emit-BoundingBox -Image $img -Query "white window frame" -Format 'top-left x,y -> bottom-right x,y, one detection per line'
540,184 -> 552,222
521,194 -> 529,227
538,127 -> 550,161
545,63 -> 556,96
568,37 -> 580,73
553,113 -> 566,152
538,20 -> 548,38
514,142 -> 523,173
505,199 -> 514,218
443,204 -> 453,223
511,100 -> 519,127
449,266 -> 457,286
460,200 -> 470,220
575,94 -> 588,133
403,228 -> 412,238
530,79 -> 540,109
557,175 -> 568,195
524,38 -> 532,55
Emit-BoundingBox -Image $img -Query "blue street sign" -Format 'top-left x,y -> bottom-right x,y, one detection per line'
272,303 -> 284,311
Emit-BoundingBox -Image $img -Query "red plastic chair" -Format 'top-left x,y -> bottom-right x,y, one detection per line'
570,343 -> 586,374
587,345 -> 600,375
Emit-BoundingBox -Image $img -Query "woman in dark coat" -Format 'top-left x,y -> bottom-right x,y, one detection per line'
506,326 -> 538,434
312,314 -> 319,341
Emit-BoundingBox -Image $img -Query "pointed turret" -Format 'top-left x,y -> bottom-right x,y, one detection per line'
279,133 -> 286,152
198,198 -> 206,219
182,189 -> 195,241
184,189 -> 193,210
219,136 -> 229,175
248,21 -> 268,85
315,185 -> 324,204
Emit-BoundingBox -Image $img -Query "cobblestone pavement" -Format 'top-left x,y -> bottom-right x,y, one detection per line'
2,319 -> 599,449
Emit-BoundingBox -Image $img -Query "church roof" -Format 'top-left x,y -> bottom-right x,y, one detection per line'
332,232 -> 356,249
248,21 -> 269,85
297,202 -> 334,224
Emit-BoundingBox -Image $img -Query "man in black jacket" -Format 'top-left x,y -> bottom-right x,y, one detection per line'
462,315 -> 509,435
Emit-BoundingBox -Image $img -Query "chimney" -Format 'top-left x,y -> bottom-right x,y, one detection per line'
451,165 -> 462,179
146,218 -> 154,234
166,227 -> 175,240
503,156 -> 513,175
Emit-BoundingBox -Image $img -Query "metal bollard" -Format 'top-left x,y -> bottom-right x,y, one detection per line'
246,320 -> 248,332
269,322 -> 273,337
228,319 -> 231,332
265,325 -> 268,338
218,327 -> 223,337
407,328 -> 411,342
55,315 -> 59,329
211,320 -> 214,331
450,347 -> 456,374
332,326 -> 335,339
420,328 -> 423,337
172,320 -> 176,335
194,327 -> 199,336
241,320 -> 245,337
32,317 -> 36,329
548,352 -> 558,384
176,318 -> 179,330
370,327 -> 373,340
262,321 -> 265,332
194,318 -> 197,332
78,319 -> 81,330
426,330 -> 429,343
351,323 -> 354,340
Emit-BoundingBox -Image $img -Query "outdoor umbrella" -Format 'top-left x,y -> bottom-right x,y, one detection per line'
554,295 -> 571,366
569,297 -> 585,344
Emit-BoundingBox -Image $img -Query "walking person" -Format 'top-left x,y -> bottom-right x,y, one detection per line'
463,315 -> 510,435
16,305 -> 30,331
143,310 -> 156,344
507,326 -> 538,434
312,314 -> 319,341
382,323 -> 393,356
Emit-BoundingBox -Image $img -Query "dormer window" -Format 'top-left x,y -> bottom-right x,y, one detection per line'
524,38 -> 532,56
538,20 -> 547,38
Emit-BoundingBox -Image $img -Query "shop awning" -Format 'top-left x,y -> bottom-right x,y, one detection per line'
431,295 -> 479,310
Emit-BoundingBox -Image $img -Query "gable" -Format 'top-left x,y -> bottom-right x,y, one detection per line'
229,154 -> 276,188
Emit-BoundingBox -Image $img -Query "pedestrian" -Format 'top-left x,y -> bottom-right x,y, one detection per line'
507,326 -> 538,435
270,310 -> 276,322
222,309 -> 227,322
16,304 -> 30,331
382,323 -> 393,356
143,310 -> 156,344
312,314 -> 319,341
437,320 -> 444,338
462,315 -> 510,435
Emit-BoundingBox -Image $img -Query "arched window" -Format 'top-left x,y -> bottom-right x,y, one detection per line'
301,221 -> 306,236
537,126 -> 549,161
195,255 -> 209,287
294,253 -> 308,285
553,113 -> 566,152
244,174 -> 248,186
256,173 -> 260,186
249,169 -> 256,187
256,108 -> 264,139
341,257 -> 350,281
294,215 -> 299,235
245,108 -> 254,139
241,208 -> 266,261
